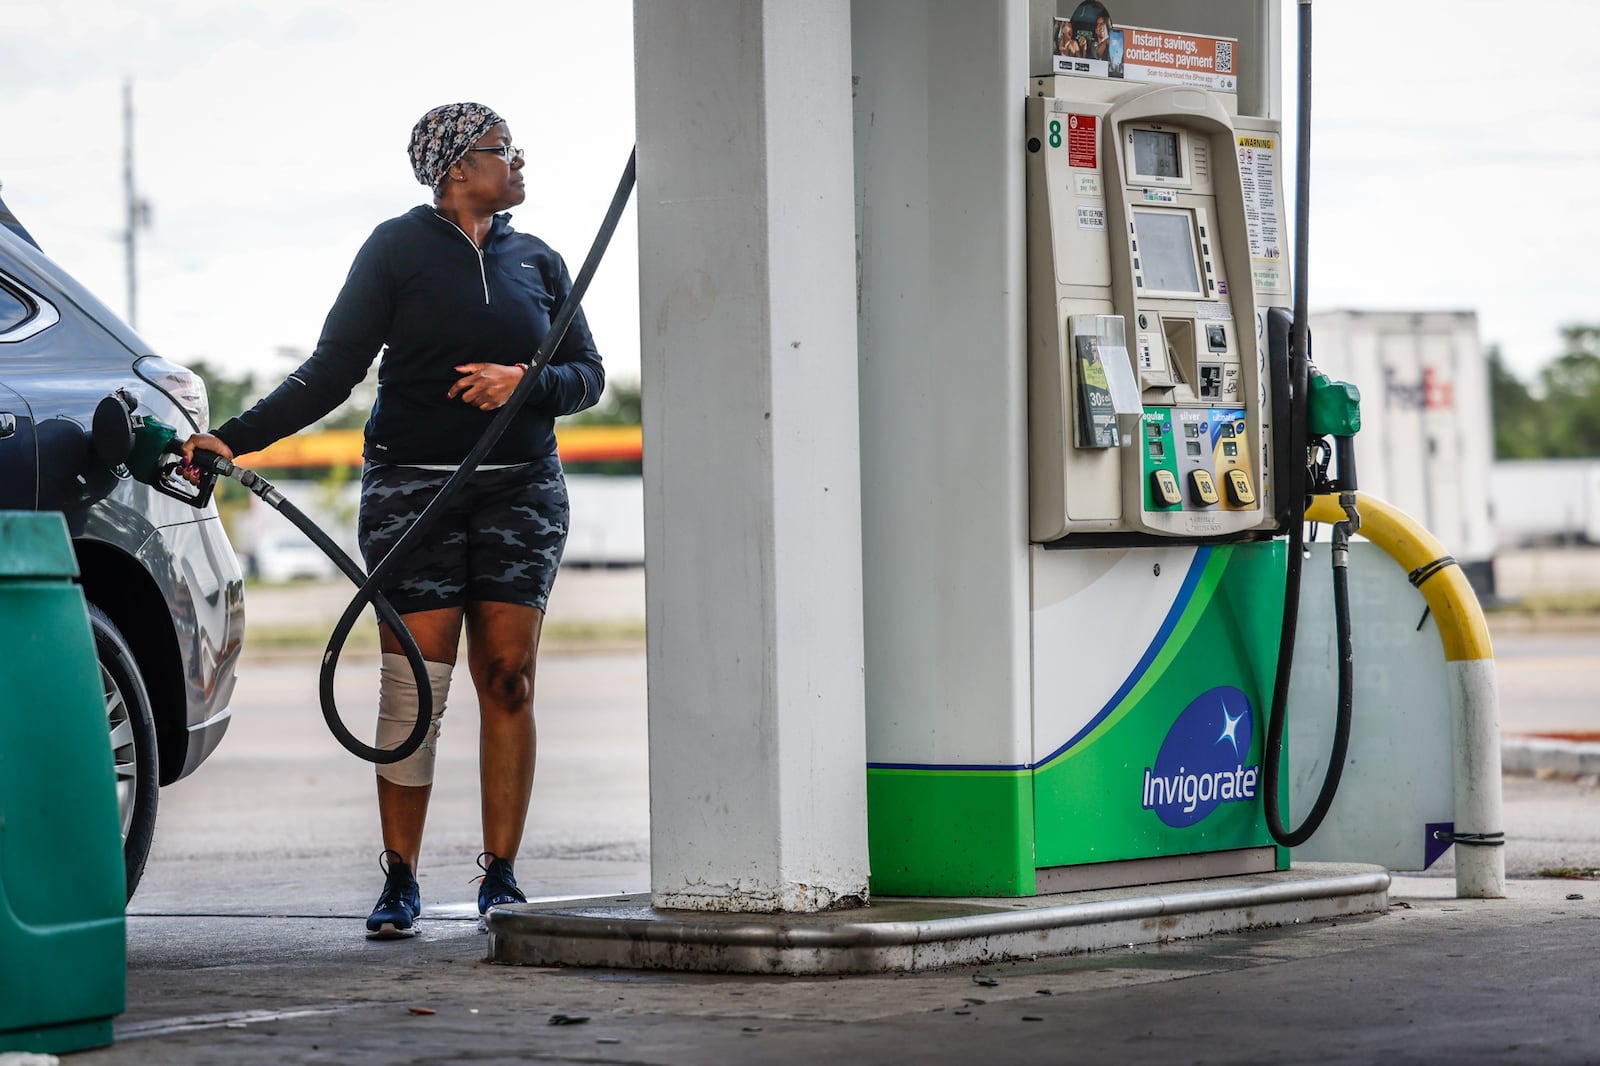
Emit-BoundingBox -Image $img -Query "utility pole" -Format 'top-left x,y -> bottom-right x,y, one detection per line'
122,78 -> 150,330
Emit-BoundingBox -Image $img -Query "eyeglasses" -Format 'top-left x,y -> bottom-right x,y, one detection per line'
466,145 -> 525,164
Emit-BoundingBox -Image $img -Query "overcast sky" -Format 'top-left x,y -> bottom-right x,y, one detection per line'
1,0 -> 637,389
1283,0 -> 1600,380
3,1 -> 1596,392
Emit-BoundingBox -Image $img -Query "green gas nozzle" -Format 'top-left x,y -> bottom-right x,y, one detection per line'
123,414 -> 216,508
124,415 -> 180,486
1307,370 -> 1361,439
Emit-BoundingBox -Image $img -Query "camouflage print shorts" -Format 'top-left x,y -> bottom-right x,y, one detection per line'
357,455 -> 569,614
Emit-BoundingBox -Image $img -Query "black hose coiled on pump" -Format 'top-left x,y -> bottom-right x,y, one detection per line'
1259,0 -> 1357,847
194,148 -> 637,764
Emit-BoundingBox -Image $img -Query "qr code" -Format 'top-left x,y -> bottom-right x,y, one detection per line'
1215,39 -> 1234,73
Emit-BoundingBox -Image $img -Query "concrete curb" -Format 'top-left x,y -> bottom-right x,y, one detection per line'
1503,738 -> 1600,778
486,863 -> 1389,975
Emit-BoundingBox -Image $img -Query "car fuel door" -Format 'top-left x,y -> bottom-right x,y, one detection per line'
0,381 -> 37,509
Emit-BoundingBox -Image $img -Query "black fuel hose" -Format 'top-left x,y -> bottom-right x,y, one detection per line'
1261,503 -> 1357,847
189,451 -> 434,764
194,147 -> 637,764
1259,0 -> 1356,847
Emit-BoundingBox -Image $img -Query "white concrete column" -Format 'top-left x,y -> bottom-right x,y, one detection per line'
633,0 -> 869,913
851,2 -> 1034,772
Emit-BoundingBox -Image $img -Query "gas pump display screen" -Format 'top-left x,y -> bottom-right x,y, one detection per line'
1132,129 -> 1182,179
1133,210 -> 1203,295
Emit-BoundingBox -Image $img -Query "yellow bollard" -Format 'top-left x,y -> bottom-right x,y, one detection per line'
1307,493 -> 1504,898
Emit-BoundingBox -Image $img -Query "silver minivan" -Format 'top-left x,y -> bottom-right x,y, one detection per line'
0,190 -> 245,898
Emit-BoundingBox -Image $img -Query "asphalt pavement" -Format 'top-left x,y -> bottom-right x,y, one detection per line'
79,877 -> 1600,1066
34,564 -> 1600,1064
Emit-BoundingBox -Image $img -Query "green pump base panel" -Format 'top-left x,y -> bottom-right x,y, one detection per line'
0,512 -> 126,1054
868,542 -> 1288,897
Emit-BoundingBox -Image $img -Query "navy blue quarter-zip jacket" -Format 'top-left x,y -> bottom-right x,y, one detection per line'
214,205 -> 604,466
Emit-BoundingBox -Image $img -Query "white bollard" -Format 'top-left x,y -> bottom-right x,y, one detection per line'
1449,659 -> 1506,898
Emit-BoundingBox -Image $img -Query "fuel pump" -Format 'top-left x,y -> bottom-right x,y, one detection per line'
1011,0 -> 1360,887
857,1 -> 1485,902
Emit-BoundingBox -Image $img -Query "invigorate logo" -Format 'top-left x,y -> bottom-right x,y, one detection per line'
1141,685 -> 1259,828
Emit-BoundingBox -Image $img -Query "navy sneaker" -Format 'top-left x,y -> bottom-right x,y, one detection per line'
366,850 -> 421,939
476,851 -> 526,931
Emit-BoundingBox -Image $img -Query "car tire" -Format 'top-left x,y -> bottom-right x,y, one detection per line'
89,604 -> 160,900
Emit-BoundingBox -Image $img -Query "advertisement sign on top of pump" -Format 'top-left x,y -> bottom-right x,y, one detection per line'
1052,3 -> 1238,93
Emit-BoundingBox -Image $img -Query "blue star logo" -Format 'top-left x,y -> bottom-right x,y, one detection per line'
1217,705 -> 1244,755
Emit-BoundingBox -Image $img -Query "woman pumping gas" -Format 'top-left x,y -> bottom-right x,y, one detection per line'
183,102 -> 606,938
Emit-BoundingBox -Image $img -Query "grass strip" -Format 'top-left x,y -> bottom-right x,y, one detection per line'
245,618 -> 646,650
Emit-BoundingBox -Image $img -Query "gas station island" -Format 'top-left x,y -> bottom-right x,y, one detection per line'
485,0 -> 1502,972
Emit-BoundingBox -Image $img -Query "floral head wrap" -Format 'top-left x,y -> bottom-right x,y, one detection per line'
407,102 -> 504,187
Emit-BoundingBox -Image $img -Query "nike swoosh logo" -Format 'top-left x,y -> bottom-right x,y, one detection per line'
520,262 -> 537,269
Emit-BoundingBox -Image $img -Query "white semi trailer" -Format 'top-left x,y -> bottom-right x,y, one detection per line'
1489,459 -> 1600,546
1308,310 -> 1497,597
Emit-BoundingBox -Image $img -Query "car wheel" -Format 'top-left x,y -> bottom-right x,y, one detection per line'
89,604 -> 160,900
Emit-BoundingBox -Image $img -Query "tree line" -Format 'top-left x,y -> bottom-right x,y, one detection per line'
1491,325 -> 1600,459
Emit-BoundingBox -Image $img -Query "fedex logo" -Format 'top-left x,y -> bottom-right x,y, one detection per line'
1384,366 -> 1454,412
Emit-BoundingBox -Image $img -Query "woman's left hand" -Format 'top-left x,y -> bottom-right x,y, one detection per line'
449,362 -> 527,411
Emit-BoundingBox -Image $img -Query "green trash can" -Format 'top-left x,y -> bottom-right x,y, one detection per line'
0,512 -> 125,1054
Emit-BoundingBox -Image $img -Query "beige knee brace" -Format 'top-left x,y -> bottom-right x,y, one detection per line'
374,653 -> 454,786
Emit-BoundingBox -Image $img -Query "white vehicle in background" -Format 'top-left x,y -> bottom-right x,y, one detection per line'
1309,309 -> 1497,598
238,478 -> 355,583
250,527 -> 339,583
562,473 -> 644,568
1489,459 -> 1600,546
238,472 -> 647,576
232,423 -> 648,572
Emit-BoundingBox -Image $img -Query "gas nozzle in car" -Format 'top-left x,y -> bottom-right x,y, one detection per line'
93,392 -> 218,508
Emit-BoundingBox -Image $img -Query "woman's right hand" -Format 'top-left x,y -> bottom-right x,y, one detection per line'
180,433 -> 235,464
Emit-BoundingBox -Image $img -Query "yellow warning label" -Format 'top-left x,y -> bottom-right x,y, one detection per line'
1237,136 -> 1275,149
